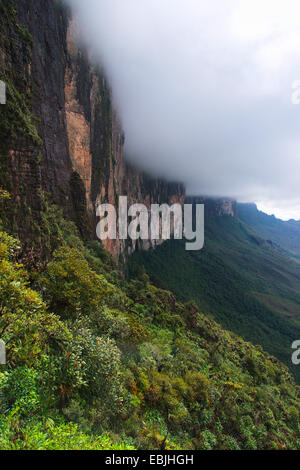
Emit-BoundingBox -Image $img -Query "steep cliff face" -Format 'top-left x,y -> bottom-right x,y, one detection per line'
0,0 -> 184,260
185,196 -> 237,218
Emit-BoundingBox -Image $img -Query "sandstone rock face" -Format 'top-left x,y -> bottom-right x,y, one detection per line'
217,199 -> 237,217
185,197 -> 237,218
63,17 -> 186,259
0,0 -> 184,260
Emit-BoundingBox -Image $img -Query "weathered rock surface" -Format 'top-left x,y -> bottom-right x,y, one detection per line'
0,0 -> 184,259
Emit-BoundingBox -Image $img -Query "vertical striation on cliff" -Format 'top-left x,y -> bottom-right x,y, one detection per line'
0,0 -> 185,260
185,196 -> 237,218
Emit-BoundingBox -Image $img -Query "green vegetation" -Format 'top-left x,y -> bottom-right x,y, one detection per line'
0,202 -> 299,450
128,213 -> 300,384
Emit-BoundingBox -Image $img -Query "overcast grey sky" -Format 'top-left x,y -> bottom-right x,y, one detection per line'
68,0 -> 300,220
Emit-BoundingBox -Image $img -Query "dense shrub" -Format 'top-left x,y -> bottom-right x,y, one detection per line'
0,218 -> 299,450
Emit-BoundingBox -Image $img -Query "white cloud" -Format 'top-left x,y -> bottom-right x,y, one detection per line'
67,0 -> 300,219
256,199 -> 300,221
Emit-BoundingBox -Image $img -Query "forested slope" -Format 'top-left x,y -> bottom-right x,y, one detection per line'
129,213 -> 300,384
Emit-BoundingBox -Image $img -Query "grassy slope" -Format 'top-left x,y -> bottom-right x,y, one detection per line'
128,214 -> 300,383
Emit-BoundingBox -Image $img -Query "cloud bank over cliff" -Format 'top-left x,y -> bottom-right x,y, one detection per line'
68,0 -> 300,219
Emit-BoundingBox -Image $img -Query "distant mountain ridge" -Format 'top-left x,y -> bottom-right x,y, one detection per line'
238,203 -> 300,259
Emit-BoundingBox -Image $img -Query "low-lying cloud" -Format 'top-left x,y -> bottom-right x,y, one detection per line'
67,0 -> 300,219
